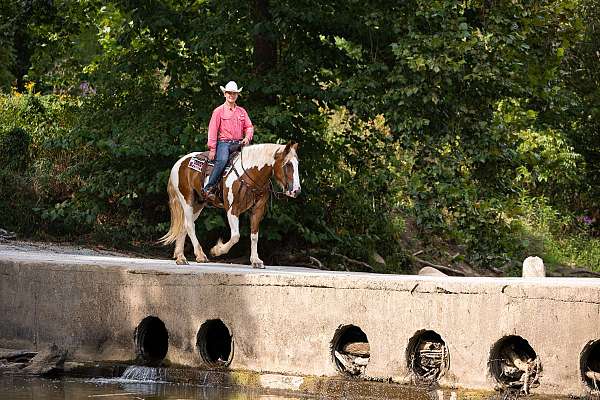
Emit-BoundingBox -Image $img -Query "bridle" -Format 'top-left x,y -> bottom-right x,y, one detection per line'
231,147 -> 293,200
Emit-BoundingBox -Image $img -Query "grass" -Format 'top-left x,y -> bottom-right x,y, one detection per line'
542,233 -> 600,272
517,196 -> 600,273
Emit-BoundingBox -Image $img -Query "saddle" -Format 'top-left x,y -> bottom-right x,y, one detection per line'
187,148 -> 241,205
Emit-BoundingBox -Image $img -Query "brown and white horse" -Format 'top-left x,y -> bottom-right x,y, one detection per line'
159,142 -> 301,268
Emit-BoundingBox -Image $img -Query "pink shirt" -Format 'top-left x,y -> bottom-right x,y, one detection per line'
207,103 -> 254,151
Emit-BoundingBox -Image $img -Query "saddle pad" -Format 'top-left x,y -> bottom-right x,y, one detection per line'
187,152 -> 239,174
188,156 -> 208,172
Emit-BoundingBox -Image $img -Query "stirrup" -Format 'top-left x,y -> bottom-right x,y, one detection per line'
202,188 -> 221,205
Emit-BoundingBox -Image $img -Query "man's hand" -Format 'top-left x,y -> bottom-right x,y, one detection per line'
241,137 -> 250,146
209,149 -> 216,160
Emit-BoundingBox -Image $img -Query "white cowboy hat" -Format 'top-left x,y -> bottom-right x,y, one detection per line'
220,81 -> 243,93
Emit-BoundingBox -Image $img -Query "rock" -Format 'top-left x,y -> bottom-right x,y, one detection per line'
0,228 -> 16,240
586,370 -> 600,381
342,342 -> 370,357
522,256 -> 545,277
418,266 -> 448,277
353,356 -> 369,366
22,345 -> 67,375
334,350 -> 365,375
373,252 -> 385,265
0,361 -> 26,373
0,362 -> 27,374
62,361 -> 85,373
0,349 -> 37,363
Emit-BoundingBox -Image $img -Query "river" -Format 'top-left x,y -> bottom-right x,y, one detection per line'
0,375 -> 308,400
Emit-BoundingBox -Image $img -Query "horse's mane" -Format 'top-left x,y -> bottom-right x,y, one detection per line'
237,143 -> 286,169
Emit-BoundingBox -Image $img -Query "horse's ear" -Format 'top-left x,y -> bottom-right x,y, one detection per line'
284,141 -> 298,154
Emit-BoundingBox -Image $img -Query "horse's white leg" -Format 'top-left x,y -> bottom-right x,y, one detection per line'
172,200 -> 191,265
250,232 -> 263,269
210,210 -> 240,257
173,230 -> 187,263
182,204 -> 208,263
173,207 -> 203,263
249,197 -> 268,269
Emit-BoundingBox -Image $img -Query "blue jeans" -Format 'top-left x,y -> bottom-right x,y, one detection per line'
204,141 -> 238,190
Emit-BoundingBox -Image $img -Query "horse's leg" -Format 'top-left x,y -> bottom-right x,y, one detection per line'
182,203 -> 209,263
191,207 -> 207,262
173,230 -> 187,264
249,196 -> 269,269
249,232 -> 263,269
210,209 -> 240,257
173,207 -> 202,263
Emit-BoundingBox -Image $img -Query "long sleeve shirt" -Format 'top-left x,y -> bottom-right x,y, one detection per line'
207,103 -> 254,152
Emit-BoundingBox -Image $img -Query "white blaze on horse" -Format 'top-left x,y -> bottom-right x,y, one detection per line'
159,142 -> 301,268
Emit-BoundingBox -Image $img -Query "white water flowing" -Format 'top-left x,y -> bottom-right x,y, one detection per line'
120,365 -> 167,382
88,365 -> 168,385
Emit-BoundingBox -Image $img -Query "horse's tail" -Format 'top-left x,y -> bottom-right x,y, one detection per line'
158,176 -> 184,245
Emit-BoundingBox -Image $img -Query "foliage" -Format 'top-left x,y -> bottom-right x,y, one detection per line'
0,92 -> 78,235
0,2 -> 18,91
0,0 -> 599,272
517,195 -> 600,273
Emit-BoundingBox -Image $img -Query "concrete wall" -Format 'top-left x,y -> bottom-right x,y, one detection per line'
1,250 -> 599,396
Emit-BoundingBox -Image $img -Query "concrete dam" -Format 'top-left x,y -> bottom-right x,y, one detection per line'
1,247 -> 599,397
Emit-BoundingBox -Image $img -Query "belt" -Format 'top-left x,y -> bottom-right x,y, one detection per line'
219,139 -> 241,144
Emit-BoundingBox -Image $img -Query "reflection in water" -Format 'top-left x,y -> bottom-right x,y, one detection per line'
0,375 -> 305,400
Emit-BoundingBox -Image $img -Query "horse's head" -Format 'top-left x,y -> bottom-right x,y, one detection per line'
274,142 -> 301,198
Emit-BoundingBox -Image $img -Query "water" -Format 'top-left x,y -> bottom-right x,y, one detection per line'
119,365 -> 168,382
0,375 -> 306,400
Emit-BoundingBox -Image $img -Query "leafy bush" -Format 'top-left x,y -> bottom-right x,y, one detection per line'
0,127 -> 30,171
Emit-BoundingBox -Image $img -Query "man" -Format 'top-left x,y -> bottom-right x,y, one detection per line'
202,81 -> 254,202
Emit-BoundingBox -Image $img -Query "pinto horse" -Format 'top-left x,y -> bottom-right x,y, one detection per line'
159,142 -> 301,268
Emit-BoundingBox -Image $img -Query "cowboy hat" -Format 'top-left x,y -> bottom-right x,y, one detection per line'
220,81 -> 243,93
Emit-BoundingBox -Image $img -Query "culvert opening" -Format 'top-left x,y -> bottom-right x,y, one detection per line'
406,330 -> 449,383
331,324 -> 370,376
196,319 -> 233,367
134,316 -> 169,366
489,335 -> 541,393
581,339 -> 600,390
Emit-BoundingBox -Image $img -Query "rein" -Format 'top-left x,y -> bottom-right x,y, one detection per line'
232,148 -> 287,199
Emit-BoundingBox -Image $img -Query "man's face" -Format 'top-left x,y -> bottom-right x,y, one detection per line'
224,91 -> 239,103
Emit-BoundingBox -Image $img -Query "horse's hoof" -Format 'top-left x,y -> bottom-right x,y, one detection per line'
210,247 -> 225,257
210,239 -> 224,257
196,255 -> 209,263
252,261 -> 265,269
175,257 -> 188,265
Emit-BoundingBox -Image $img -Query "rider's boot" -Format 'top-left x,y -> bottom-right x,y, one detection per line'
202,186 -> 222,206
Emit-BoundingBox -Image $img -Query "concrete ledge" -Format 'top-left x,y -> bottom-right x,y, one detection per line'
1,248 -> 599,396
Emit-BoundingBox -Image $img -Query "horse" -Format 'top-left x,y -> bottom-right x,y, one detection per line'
159,142 -> 301,268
